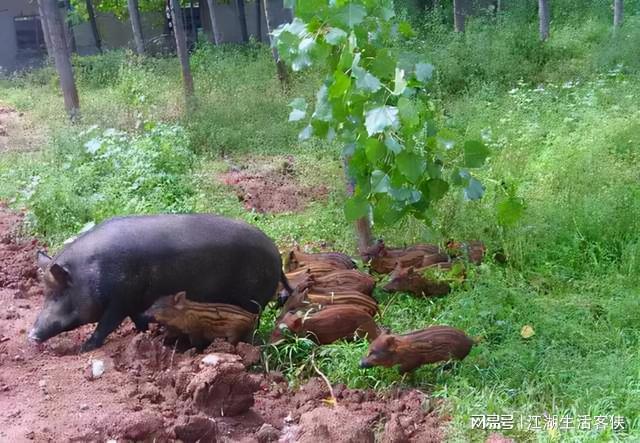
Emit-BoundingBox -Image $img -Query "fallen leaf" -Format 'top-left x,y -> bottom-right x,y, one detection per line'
520,325 -> 535,339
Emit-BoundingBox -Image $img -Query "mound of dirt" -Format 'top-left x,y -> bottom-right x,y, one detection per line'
220,159 -> 328,213
0,203 -> 446,441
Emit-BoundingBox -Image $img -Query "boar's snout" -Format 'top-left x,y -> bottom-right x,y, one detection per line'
359,358 -> 373,369
28,328 -> 43,343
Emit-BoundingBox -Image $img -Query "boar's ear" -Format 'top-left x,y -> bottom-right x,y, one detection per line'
382,335 -> 398,350
37,251 -> 52,270
48,263 -> 72,288
174,291 -> 187,304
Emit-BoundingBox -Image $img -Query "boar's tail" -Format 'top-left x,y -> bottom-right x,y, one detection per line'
277,271 -> 294,307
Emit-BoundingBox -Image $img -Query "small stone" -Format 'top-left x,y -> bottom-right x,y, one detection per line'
79,404 -> 89,411
91,360 -> 105,378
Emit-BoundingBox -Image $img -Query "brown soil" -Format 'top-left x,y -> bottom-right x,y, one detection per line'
220,159 -> 328,214
0,204 -> 446,442
0,105 -> 44,153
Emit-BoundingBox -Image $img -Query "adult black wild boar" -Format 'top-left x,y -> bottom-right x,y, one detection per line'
29,214 -> 288,352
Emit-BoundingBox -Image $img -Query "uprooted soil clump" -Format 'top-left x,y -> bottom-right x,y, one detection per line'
0,204 -> 445,441
220,159 -> 329,213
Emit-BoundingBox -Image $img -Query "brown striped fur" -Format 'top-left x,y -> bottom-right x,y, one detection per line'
285,248 -> 355,272
281,289 -> 378,317
146,292 -> 258,346
270,304 -> 379,345
383,264 -> 452,297
360,326 -> 474,373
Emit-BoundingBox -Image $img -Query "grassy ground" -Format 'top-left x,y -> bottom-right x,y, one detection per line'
1,9 -> 639,442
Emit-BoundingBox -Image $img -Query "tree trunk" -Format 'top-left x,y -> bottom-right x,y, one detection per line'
127,0 -> 145,55
255,0 -> 262,42
341,157 -> 373,255
538,0 -> 550,41
263,0 -> 289,86
613,0 -> 623,28
169,0 -> 194,98
189,0 -> 197,44
453,0 -> 465,33
39,0 -> 80,118
62,0 -> 77,54
85,0 -> 102,53
37,1 -> 54,60
235,0 -> 249,43
206,0 -> 222,44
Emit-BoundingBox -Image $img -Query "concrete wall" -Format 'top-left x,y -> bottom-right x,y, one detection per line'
0,0 -> 40,72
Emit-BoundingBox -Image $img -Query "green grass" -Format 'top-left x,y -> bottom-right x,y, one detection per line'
1,11 -> 640,442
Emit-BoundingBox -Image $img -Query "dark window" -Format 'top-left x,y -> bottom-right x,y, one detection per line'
14,15 -> 46,52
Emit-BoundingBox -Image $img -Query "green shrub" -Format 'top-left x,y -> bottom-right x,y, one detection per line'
22,123 -> 196,246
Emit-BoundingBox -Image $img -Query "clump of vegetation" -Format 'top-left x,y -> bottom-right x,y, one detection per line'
16,123 -> 195,246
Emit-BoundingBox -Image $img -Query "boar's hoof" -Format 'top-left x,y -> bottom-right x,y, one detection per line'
131,313 -> 151,332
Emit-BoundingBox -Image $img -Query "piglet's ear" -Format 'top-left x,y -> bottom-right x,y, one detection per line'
37,251 -> 52,270
49,263 -> 72,288
383,335 -> 398,351
174,291 -> 187,304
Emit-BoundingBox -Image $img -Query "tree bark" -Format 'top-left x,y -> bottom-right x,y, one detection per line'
538,0 -> 550,41
39,0 -> 80,118
255,0 -> 262,42
127,0 -> 145,55
206,0 -> 222,45
169,0 -> 194,98
236,0 -> 249,43
85,0 -> 102,53
37,1 -> 54,60
189,0 -> 197,44
263,0 -> 289,86
453,0 -> 465,33
613,0 -> 623,28
341,156 -> 373,255
62,0 -> 77,54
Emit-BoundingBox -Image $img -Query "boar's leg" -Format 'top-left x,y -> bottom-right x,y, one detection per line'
80,305 -> 128,352
130,313 -> 151,332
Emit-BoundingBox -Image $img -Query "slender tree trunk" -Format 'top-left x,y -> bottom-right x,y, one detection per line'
453,0 -> 465,33
538,0 -> 550,41
263,0 -> 289,86
235,0 -> 249,43
613,0 -> 623,28
255,0 -> 262,42
189,0 -> 197,44
206,0 -> 222,44
127,0 -> 145,55
62,0 -> 77,54
39,0 -> 80,118
37,1 -> 54,60
341,157 -> 373,255
169,0 -> 194,98
85,0 -> 102,53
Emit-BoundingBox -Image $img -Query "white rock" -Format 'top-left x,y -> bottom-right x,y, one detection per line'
91,359 -> 106,378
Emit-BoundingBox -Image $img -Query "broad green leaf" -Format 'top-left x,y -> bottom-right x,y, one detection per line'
372,195 -> 404,225
425,178 -> 449,200
329,71 -> 351,98
371,170 -> 391,194
312,85 -> 332,121
344,196 -> 370,221
365,138 -> 386,164
451,168 -> 470,186
335,4 -> 367,28
298,125 -> 312,141
392,68 -> 407,95
288,98 -> 307,121
497,196 -> 524,226
370,49 -> 395,79
365,106 -> 399,136
464,177 -> 485,200
325,27 -> 348,45
415,63 -> 434,83
396,151 -> 425,183
397,97 -> 419,127
380,6 -> 395,20
353,66 -> 382,92
463,140 -> 491,168
398,21 -> 415,38
385,134 -> 403,154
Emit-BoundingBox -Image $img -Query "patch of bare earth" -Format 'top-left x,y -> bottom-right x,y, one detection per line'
0,204 -> 446,441
0,105 -> 44,153
220,158 -> 329,213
